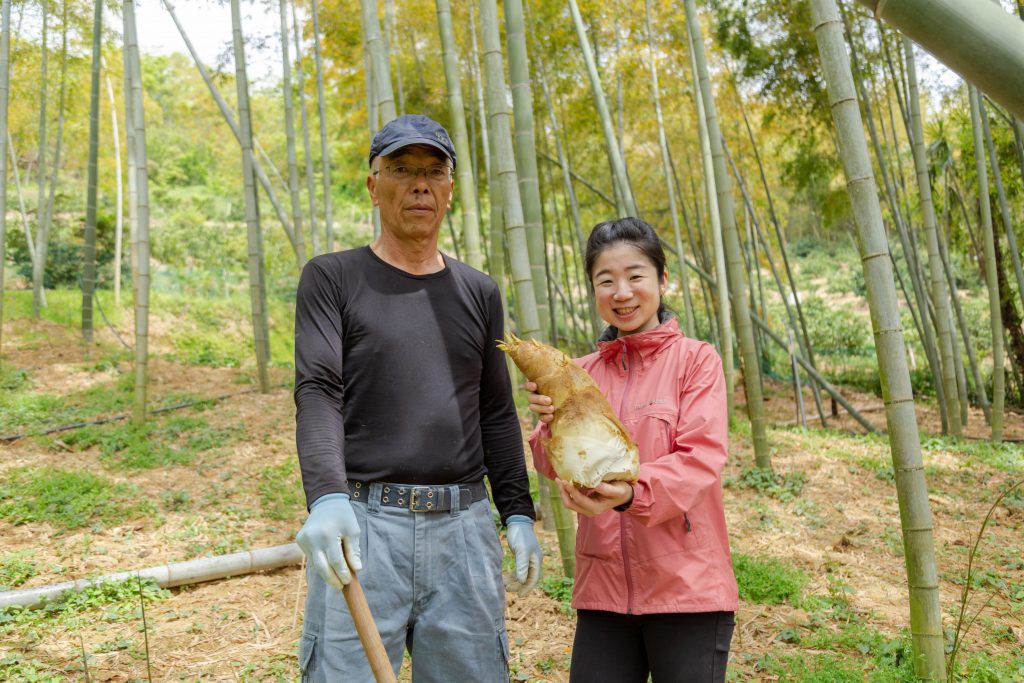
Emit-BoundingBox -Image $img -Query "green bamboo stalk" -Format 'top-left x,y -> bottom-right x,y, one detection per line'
734,97 -> 826,425
849,14 -> 948,432
970,87 -> 1005,441
102,65 -> 123,308
811,1 -> 946,677
35,6 -> 67,320
938,192 -> 989,423
468,3 -> 491,191
903,37 -> 960,434
361,0 -> 396,124
0,0 -> 8,359
980,98 -> 1024,313
566,0 -> 635,217
231,0 -> 271,394
685,0 -> 768,466
505,0 -> 550,339
384,0 -> 403,115
684,254 -> 878,433
938,180 -> 970,427
123,12 -> 137,305
310,0 -> 334,250
292,0 -> 318,255
435,0 -> 483,269
726,143 -> 824,423
859,0 -> 1024,119
31,4 -> 47,317
687,35 -> 732,414
124,0 -> 151,426
532,42 -> 596,338
280,0 -> 306,268
644,0 -> 694,337
481,0 -> 566,576
163,0 -> 300,261
81,0 -> 102,343
479,0 -> 540,341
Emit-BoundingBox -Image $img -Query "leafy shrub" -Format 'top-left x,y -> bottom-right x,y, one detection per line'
540,575 -> 574,614
9,213 -> 119,289
800,297 -> 872,356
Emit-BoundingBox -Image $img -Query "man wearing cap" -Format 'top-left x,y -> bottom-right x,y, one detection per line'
292,114 -> 542,682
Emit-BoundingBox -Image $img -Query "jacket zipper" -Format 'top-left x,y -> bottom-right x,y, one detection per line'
617,342 -> 636,615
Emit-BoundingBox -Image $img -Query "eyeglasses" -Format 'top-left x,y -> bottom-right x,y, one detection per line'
375,164 -> 452,183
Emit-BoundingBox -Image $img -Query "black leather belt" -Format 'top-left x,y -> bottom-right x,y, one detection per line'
347,480 -> 487,512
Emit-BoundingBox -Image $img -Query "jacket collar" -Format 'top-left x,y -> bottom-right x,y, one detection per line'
596,315 -> 682,367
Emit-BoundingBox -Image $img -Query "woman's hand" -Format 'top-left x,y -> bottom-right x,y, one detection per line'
524,381 -> 555,424
555,478 -> 633,517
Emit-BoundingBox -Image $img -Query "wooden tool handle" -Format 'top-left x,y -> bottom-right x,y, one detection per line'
342,574 -> 397,683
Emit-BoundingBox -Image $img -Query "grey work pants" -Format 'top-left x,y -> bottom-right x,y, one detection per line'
299,484 -> 510,682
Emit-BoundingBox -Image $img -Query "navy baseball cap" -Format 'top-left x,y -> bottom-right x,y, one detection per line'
368,114 -> 457,168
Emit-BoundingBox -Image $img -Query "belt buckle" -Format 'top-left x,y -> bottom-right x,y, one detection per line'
409,486 -> 437,512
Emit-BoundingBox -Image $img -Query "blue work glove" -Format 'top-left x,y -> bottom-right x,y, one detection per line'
504,514 -> 542,596
296,493 -> 363,592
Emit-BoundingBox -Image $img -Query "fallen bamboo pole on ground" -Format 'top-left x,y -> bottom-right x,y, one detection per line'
0,543 -> 304,610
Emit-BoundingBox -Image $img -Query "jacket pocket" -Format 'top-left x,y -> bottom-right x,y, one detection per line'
298,632 -> 316,681
497,625 -> 510,679
577,514 -> 618,560
623,405 -> 676,463
632,509 -> 706,562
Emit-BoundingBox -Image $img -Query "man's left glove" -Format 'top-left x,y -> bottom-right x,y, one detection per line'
296,493 -> 363,592
504,514 -> 542,596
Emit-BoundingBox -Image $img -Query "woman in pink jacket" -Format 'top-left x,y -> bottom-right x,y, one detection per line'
526,217 -> 738,682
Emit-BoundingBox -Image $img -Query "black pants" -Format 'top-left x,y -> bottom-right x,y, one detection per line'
569,609 -> 735,683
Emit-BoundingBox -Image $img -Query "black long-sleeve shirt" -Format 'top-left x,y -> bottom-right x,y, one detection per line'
293,246 -> 534,523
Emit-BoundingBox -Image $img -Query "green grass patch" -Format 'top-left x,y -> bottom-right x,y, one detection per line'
57,412 -> 242,470
726,467 -> 807,501
153,289 -> 295,369
258,459 -> 304,521
0,467 -> 154,529
0,392 -> 64,433
0,577 -> 169,636
733,553 -> 806,605
0,551 -> 38,591
921,435 -> 1024,474
754,643 -> 915,682
173,331 -> 247,368
0,365 -> 30,391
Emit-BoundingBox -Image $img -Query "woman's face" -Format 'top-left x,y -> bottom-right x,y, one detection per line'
590,242 -> 667,336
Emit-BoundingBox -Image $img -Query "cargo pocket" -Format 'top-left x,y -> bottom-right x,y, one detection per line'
497,626 -> 510,681
298,632 -> 316,682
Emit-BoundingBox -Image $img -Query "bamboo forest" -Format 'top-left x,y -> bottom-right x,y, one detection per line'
1,0 -> 1024,680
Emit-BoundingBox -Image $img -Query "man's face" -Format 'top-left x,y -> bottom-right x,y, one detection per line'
367,145 -> 454,242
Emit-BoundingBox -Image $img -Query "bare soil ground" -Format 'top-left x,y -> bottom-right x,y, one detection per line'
1,318 -> 1023,681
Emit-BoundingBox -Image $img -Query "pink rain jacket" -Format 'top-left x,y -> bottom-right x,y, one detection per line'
530,318 -> 739,615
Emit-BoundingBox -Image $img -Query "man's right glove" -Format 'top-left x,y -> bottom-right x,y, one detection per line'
296,493 -> 362,592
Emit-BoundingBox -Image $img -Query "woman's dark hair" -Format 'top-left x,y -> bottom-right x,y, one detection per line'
585,217 -> 667,283
584,217 -> 670,328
